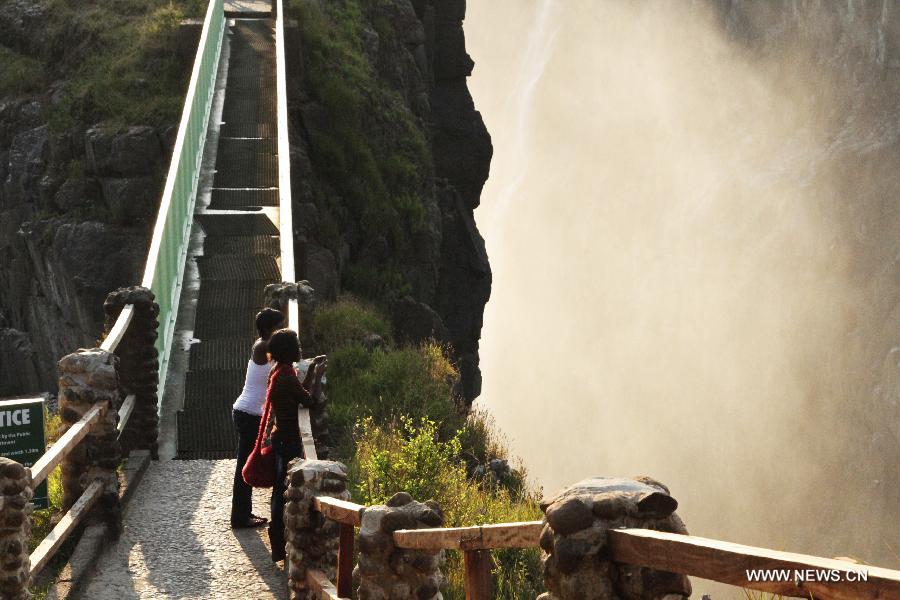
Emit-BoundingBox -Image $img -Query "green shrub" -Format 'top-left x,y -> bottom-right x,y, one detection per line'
457,411 -> 532,497
0,46 -> 46,97
30,410 -> 64,553
327,342 -> 463,446
313,296 -> 391,351
351,417 -> 544,599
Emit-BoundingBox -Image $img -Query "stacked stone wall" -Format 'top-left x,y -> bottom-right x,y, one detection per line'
57,349 -> 121,533
283,459 -> 349,600
102,286 -> 160,458
356,492 -> 446,600
0,458 -> 32,600
538,476 -> 691,600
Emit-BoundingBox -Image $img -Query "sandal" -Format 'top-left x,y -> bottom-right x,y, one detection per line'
231,514 -> 268,529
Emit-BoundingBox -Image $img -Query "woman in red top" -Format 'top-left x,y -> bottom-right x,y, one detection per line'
265,329 -> 326,562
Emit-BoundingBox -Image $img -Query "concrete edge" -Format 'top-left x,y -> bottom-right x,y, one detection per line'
43,451 -> 152,600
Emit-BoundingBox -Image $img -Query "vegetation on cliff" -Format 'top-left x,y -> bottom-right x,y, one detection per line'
311,296 -> 543,598
1,0 -> 203,128
287,0 -> 492,402
0,0 -> 205,395
290,0 -> 433,300
288,0 -> 515,593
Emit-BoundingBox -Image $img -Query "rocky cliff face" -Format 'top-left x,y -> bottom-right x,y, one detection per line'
288,0 -> 492,403
0,0 -> 187,396
0,116 -> 168,394
1,0 -> 492,401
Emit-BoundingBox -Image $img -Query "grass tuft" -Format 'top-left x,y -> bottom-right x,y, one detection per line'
0,46 -> 46,97
327,342 -> 463,446
350,417 -> 544,599
312,296 -> 392,351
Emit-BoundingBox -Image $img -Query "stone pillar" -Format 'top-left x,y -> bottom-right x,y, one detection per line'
284,459 -> 350,600
265,281 -> 330,456
0,458 -> 33,600
537,476 -> 692,600
356,492 -> 446,600
57,349 -> 122,534
264,280 -> 318,345
102,286 -> 160,459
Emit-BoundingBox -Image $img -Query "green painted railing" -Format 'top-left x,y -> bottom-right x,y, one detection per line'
109,0 -> 225,388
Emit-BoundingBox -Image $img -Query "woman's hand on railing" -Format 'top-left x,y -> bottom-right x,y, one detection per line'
308,355 -> 327,398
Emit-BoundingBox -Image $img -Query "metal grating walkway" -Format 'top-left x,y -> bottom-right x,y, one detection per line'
177,17 -> 281,460
209,188 -> 279,210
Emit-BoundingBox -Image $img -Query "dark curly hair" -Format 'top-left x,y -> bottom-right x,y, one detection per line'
255,308 -> 284,339
267,329 -> 301,364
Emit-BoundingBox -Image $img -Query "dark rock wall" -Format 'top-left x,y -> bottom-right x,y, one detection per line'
0,119 -> 166,395
1,0 -> 492,400
289,0 -> 492,403
426,1 -> 493,402
0,0 -> 197,396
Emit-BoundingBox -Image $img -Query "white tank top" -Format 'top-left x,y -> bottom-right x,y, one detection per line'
232,360 -> 271,416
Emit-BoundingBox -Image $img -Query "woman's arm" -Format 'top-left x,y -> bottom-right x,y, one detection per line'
282,372 -> 314,408
251,339 -> 268,365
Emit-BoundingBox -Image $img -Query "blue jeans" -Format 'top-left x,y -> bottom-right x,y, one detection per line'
231,410 -> 261,525
269,434 -> 300,561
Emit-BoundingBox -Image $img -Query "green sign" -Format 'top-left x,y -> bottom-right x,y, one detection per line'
0,398 -> 47,509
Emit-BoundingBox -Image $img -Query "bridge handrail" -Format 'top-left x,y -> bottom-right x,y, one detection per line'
275,0 -> 299,332
102,0 -> 225,384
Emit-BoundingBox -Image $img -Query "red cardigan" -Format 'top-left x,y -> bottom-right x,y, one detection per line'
267,364 -> 313,443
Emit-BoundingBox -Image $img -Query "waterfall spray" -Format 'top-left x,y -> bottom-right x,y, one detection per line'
467,1 -> 900,586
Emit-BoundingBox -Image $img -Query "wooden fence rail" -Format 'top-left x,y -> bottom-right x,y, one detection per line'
312,496 -> 364,526
17,390 -> 137,581
116,394 -> 137,436
29,402 -> 107,488
28,480 -> 104,577
393,521 -> 543,551
306,568 -> 342,600
99,304 -> 135,354
607,528 -> 900,600
299,426 -> 900,600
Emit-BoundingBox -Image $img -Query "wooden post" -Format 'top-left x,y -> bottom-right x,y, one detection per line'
464,549 -> 492,600
336,523 -> 354,598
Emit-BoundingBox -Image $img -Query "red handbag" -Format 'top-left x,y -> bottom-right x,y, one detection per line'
242,365 -> 288,488
242,397 -> 275,488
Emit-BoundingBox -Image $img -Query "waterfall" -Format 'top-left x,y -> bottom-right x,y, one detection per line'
488,0 -> 560,233
467,0 -> 900,582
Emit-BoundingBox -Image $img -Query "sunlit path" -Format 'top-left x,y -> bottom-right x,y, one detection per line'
81,461 -> 284,600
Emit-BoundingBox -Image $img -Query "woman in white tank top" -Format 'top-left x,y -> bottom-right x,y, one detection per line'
232,360 -> 270,416
231,308 -> 284,528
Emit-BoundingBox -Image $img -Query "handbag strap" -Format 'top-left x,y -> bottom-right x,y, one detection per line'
252,397 -> 272,453
254,362 -> 293,450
